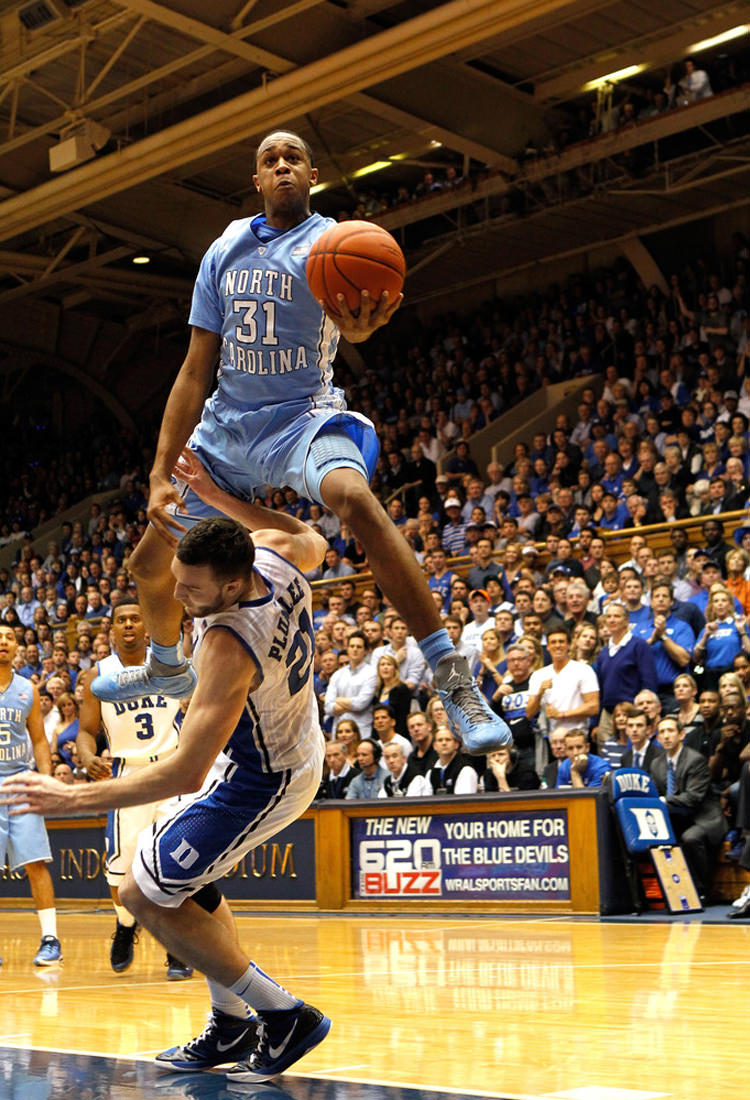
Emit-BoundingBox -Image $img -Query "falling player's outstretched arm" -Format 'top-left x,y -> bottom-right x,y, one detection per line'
1,632 -> 256,818
76,668 -> 111,780
174,449 -> 328,573
148,326 -> 221,544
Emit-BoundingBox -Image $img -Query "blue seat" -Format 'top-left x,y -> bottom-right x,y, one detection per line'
611,768 -> 675,853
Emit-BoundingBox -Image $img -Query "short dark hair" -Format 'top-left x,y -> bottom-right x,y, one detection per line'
112,600 -> 140,622
256,129 -> 314,167
372,703 -> 395,720
176,518 -> 255,585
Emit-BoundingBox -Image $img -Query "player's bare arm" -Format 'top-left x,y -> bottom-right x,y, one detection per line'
2,630 -> 258,817
27,683 -> 52,777
76,668 -> 110,780
148,326 -> 221,545
324,288 -> 403,344
174,449 -> 327,573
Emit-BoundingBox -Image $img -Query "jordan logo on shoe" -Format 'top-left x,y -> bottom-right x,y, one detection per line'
268,1020 -> 298,1060
216,1029 -> 249,1052
442,664 -> 463,689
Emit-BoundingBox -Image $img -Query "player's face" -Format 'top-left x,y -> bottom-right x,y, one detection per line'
253,133 -> 318,220
172,559 -> 240,617
111,607 -> 146,654
0,626 -> 16,664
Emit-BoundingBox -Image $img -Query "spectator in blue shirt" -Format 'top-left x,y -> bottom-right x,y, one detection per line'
693,587 -> 750,691
633,581 -> 695,711
441,497 -> 468,556
556,728 -> 611,788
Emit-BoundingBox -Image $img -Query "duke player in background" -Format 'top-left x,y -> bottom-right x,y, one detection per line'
0,623 -> 62,967
92,128 -> 511,758
3,453 -> 333,1082
76,601 -> 192,980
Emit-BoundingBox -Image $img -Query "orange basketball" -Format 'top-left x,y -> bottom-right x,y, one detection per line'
306,220 -> 405,316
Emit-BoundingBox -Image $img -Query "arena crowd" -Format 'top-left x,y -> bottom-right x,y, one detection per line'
4,229 -> 750,907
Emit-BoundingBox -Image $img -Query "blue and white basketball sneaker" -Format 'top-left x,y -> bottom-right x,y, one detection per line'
226,1003 -> 331,1083
33,936 -> 62,966
433,653 -> 513,755
91,657 -> 197,703
155,1010 -> 259,1071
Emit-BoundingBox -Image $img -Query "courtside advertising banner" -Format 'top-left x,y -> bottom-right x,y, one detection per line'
351,809 -> 570,901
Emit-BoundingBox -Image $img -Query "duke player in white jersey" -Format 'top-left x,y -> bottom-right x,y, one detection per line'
76,602 -> 192,979
92,129 -> 511,758
3,459 -> 332,1083
0,624 -> 62,967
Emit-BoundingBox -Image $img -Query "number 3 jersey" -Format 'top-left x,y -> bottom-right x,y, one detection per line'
192,546 -> 324,776
97,654 -> 181,766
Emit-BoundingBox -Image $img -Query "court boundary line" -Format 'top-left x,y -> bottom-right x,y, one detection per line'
0,1043 -> 546,1099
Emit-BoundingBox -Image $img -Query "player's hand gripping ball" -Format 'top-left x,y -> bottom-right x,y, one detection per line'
306,220 -> 405,317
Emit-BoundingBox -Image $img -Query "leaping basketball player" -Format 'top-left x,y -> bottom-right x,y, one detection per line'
3,461 -> 332,1082
90,129 -> 512,758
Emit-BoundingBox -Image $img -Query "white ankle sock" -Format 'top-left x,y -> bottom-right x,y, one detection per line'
38,908 -> 57,939
229,962 -> 299,1012
207,978 -> 252,1019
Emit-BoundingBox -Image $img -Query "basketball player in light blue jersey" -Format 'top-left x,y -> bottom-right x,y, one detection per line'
3,470 -> 332,1083
0,624 -> 62,966
92,129 -> 512,757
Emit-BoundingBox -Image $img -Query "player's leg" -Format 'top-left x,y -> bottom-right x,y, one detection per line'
121,874 -> 328,1080
108,883 -> 139,973
92,526 -> 197,702
155,884 -> 259,1070
25,860 -> 62,965
318,461 -> 512,754
134,754 -> 329,1080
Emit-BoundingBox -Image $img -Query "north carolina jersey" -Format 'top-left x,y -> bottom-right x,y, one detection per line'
192,546 -> 323,775
97,653 -> 180,765
0,672 -> 33,775
189,213 -> 338,410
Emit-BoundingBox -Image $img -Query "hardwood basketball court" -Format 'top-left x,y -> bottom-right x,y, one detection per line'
1,908 -> 747,1100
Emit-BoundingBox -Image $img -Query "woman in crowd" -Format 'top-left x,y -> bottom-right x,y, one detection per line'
694,587 -> 750,690
517,634 -> 544,673
473,627 -> 507,703
570,622 -> 600,665
53,692 -> 80,766
599,700 -> 632,764
374,654 -> 413,737
725,548 -> 750,615
425,695 -> 450,737
672,672 -> 706,750
334,719 -> 362,771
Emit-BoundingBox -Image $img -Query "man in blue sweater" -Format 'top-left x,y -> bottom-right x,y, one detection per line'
595,602 -> 658,741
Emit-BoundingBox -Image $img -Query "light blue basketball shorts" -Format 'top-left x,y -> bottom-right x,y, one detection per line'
0,801 -> 52,870
170,388 -> 380,529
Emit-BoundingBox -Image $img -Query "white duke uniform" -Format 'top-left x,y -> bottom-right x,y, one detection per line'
179,213 -> 379,511
132,548 -> 325,908
97,652 -> 181,884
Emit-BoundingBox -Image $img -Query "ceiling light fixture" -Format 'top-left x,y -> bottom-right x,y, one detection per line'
581,64 -> 646,92
689,25 -> 750,53
132,255 -> 151,264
